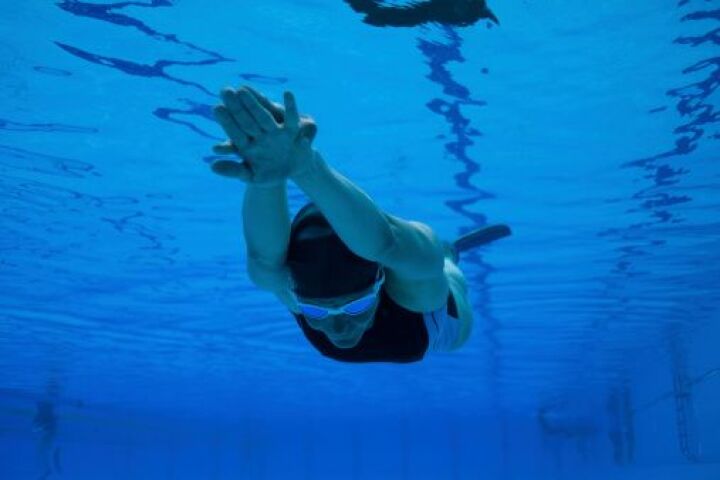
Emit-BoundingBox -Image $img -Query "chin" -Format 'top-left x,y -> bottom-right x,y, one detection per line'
326,309 -> 377,348
330,334 -> 363,349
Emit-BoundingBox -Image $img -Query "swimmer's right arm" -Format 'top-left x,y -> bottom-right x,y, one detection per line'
242,183 -> 300,312
209,85 -> 312,312
242,183 -> 290,271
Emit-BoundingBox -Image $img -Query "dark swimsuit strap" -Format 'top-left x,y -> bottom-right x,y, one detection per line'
447,290 -> 459,318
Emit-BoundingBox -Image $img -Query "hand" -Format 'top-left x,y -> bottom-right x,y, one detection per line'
213,86 -> 317,151
211,86 -> 318,187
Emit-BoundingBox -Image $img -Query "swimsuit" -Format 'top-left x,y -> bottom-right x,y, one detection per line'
423,292 -> 461,353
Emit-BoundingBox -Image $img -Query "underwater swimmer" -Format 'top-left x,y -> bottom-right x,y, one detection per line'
211,86 -> 510,363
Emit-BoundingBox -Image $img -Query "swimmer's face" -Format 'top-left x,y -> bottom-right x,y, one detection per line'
298,286 -> 381,349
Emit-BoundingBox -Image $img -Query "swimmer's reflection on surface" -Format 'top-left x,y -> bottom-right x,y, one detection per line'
345,0 -> 499,28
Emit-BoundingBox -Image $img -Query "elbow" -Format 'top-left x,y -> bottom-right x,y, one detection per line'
247,257 -> 290,292
357,227 -> 397,265
371,232 -> 399,264
372,218 -> 447,280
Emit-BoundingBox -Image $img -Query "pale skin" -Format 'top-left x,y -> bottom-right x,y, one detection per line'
211,86 -> 473,350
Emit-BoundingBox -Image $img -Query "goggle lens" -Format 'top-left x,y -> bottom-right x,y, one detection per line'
342,295 -> 376,315
295,269 -> 385,320
299,294 -> 376,319
300,305 -> 332,319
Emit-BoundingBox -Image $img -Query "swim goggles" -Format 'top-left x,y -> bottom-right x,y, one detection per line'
292,269 -> 385,320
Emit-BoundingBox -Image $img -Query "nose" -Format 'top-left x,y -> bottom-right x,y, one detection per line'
330,315 -> 366,336
330,315 -> 355,336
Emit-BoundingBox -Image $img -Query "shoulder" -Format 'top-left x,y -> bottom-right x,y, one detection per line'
376,213 -> 453,312
382,266 -> 448,313
383,258 -> 473,321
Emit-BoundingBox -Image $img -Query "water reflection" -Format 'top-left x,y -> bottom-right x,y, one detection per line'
606,385 -> 635,466
344,0 -> 499,28
597,0 -> 720,464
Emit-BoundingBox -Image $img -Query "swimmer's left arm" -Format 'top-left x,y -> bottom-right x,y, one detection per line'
290,151 -> 396,262
290,152 -> 446,281
376,213 -> 447,280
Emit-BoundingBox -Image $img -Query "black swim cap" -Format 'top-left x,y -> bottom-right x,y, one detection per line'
287,203 -> 380,299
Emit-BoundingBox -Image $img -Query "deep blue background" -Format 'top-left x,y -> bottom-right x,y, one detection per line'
1,1 -> 719,478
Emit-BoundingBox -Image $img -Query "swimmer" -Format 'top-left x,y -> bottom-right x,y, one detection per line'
33,400 -> 61,479
211,86 -> 510,363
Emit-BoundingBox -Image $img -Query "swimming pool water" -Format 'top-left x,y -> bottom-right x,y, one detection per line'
1,1 -> 719,478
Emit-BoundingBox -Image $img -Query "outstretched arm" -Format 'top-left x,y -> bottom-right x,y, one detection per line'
291,154 -> 445,281
210,86 -> 300,296
211,85 -> 396,264
242,183 -> 290,274
290,153 -> 395,262
212,86 -> 445,288
242,182 -> 300,311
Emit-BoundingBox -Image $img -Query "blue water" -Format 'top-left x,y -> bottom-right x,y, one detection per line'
1,0 -> 719,479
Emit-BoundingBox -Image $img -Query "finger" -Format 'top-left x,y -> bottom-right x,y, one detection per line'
283,91 -> 300,136
244,86 -> 286,124
211,159 -> 253,182
221,88 -> 263,138
212,141 -> 238,155
213,105 -> 251,150
298,116 -> 317,142
238,87 -> 280,132
245,86 -> 316,141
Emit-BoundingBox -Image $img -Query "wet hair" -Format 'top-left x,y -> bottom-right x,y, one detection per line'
287,203 -> 380,299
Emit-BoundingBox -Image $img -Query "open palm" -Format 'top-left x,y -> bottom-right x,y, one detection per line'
211,86 -> 316,186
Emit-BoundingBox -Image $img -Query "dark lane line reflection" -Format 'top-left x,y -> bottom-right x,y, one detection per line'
414,23 -> 505,419
593,3 -> 720,458
54,0 -> 232,136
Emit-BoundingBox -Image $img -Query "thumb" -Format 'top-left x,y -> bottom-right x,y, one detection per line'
294,135 -> 312,150
299,117 -> 317,142
210,160 -> 253,182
